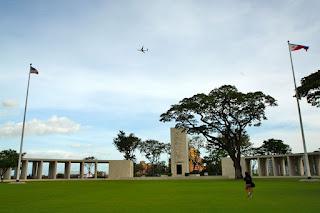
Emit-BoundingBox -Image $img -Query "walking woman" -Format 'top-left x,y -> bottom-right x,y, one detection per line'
243,171 -> 255,199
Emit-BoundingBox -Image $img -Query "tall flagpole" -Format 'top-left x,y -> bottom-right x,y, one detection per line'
16,64 -> 32,182
287,41 -> 311,178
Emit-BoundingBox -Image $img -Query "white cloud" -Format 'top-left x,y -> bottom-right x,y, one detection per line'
69,143 -> 92,148
0,116 -> 80,137
1,99 -> 18,108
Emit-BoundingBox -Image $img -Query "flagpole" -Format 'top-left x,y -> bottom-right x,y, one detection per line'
16,64 -> 32,182
287,41 -> 311,178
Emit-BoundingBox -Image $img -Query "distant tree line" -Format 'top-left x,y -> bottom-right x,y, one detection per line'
113,131 -> 171,176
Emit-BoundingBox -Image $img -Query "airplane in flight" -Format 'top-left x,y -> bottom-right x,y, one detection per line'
138,46 -> 148,53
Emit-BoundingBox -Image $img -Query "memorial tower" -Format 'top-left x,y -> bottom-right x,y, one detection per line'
170,128 -> 189,176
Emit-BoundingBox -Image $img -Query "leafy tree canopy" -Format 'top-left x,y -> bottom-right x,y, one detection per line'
113,131 -> 141,162
297,70 -> 320,107
138,140 -> 170,176
138,140 -> 169,164
188,135 -> 206,150
0,149 -> 19,182
255,138 -> 292,155
160,85 -> 277,178
84,156 -> 96,160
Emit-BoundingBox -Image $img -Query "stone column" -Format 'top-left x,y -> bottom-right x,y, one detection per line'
257,158 -> 262,176
259,158 -> 267,176
275,157 -> 281,176
36,161 -> 43,179
316,155 -> 320,176
32,162 -> 38,179
20,160 -> 28,180
272,157 -> 278,176
266,159 -> 270,176
287,156 -> 295,176
49,161 -> 57,179
64,161 -> 71,179
299,157 -> 304,176
80,162 -> 84,179
3,168 -> 12,180
311,155 -> 320,176
281,158 -> 286,176
94,162 -> 98,179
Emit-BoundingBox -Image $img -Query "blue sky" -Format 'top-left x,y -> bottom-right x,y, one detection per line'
0,0 -> 319,161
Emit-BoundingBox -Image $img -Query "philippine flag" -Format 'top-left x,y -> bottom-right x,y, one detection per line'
289,43 -> 309,51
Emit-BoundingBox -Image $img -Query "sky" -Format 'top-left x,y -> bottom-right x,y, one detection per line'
0,0 -> 319,162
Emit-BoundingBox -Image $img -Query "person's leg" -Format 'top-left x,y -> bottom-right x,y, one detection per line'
245,185 -> 251,198
248,187 -> 253,199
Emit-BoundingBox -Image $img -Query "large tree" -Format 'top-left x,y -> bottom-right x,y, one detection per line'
255,138 -> 291,155
113,131 -> 141,162
160,85 -> 277,179
297,70 -> 320,107
0,149 -> 19,182
138,140 -> 170,176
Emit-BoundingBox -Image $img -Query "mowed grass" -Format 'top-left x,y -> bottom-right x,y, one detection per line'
0,179 -> 319,213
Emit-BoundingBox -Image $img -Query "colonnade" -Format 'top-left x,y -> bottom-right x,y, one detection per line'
222,152 -> 320,178
245,153 -> 320,177
1,158 -> 133,180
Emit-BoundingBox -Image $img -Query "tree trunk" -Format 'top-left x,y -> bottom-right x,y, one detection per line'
0,168 -> 7,183
233,159 -> 243,179
234,164 -> 243,179
153,163 -> 156,176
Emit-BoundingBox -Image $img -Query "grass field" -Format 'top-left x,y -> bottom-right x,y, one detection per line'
0,179 -> 319,213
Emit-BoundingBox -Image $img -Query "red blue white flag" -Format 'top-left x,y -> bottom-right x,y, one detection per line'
289,43 -> 309,51
30,66 -> 39,74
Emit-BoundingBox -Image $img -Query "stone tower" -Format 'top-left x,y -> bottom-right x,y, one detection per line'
170,128 -> 189,176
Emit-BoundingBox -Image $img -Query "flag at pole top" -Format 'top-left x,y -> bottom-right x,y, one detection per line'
30,65 -> 39,74
289,43 -> 309,51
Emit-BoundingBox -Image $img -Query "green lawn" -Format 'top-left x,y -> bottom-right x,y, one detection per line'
0,179 -> 319,213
